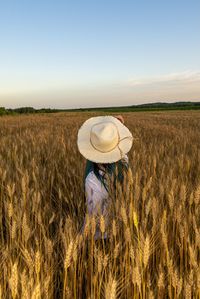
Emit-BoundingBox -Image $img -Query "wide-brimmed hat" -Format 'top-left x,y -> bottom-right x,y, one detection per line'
77,115 -> 133,163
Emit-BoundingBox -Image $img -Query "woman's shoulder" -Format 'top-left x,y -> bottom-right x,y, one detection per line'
85,170 -> 95,182
85,170 -> 100,187
85,170 -> 108,193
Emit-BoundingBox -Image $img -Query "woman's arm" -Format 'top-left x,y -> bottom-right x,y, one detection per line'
114,115 -> 125,124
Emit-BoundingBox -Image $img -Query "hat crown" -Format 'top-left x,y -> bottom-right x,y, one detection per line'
77,115 -> 133,163
90,122 -> 119,153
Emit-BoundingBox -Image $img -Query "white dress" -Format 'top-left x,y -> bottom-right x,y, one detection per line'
81,155 -> 129,240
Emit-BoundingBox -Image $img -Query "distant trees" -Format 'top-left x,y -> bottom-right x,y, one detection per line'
0,107 -> 7,115
0,102 -> 200,116
0,107 -> 37,115
0,107 -> 65,116
14,107 -> 36,114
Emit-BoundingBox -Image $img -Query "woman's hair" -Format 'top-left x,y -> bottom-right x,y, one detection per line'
92,160 -> 129,193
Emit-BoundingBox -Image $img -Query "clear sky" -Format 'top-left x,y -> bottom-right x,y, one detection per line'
0,0 -> 200,109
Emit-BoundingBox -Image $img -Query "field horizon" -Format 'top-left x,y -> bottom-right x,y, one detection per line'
1,100 -> 200,116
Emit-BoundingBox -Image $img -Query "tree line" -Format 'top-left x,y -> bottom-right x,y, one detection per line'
0,101 -> 200,116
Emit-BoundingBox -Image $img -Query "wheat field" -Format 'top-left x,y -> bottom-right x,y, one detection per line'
0,110 -> 200,299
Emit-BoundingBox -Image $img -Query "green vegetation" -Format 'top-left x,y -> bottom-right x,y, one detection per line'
0,107 -> 8,116
1,101 -> 200,116
0,107 -> 63,116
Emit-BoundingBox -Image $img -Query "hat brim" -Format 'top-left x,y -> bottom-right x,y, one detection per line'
77,115 -> 133,163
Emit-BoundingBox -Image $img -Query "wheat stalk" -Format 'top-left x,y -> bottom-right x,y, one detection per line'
64,241 -> 74,270
9,261 -> 18,299
143,234 -> 150,268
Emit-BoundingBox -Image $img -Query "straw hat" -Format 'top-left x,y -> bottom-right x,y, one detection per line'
77,115 -> 133,163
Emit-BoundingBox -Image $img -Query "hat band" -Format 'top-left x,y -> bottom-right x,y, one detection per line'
89,120 -> 134,159
90,133 -> 133,156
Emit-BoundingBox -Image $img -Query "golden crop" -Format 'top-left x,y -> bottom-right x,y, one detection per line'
0,110 -> 199,298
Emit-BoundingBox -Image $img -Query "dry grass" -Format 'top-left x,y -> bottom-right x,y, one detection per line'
0,110 -> 200,298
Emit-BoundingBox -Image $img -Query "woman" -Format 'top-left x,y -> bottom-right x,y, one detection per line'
77,114 -> 134,243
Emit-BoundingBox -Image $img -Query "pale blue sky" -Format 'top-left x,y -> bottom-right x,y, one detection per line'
0,0 -> 200,108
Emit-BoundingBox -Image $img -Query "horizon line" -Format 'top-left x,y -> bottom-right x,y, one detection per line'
2,100 -> 200,111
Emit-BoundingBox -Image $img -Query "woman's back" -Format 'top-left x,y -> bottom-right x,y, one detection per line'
82,154 -> 130,240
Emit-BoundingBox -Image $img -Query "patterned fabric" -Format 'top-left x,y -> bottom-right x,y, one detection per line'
81,155 -> 129,240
